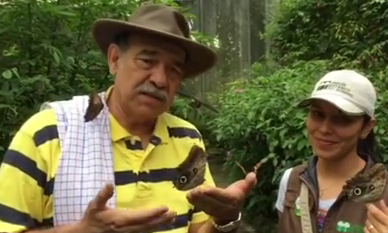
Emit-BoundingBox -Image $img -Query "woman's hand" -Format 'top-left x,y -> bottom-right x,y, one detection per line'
364,200 -> 388,233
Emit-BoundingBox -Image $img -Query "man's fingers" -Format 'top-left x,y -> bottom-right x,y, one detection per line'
94,183 -> 114,209
112,206 -> 171,227
186,188 -> 238,217
112,210 -> 176,232
188,187 -> 237,207
223,172 -> 257,196
245,172 -> 257,189
236,172 -> 257,194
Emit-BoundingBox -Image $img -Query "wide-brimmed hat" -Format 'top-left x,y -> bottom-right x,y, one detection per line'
91,4 -> 217,79
298,69 -> 376,117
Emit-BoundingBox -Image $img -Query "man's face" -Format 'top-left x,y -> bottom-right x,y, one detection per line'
107,34 -> 186,120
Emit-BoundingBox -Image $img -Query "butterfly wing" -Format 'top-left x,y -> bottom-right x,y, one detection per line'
173,145 -> 207,191
84,93 -> 104,122
343,163 -> 388,203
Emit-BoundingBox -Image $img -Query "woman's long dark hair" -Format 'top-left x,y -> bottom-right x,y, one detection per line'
357,115 -> 381,163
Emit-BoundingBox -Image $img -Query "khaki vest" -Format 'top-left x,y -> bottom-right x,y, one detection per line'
277,160 -> 388,233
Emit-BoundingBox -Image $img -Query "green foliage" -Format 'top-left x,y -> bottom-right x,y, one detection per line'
0,0 -> 216,159
267,0 -> 388,70
4,0 -> 388,231
175,0 -> 388,231
232,3 -> 388,228
206,58 -> 388,231
207,60 -> 329,223
1,0 -> 138,157
170,96 -> 217,148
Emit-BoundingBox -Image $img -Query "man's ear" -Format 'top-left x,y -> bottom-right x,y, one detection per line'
360,117 -> 375,139
107,44 -> 121,75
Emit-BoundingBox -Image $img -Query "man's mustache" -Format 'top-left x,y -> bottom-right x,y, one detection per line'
135,84 -> 168,102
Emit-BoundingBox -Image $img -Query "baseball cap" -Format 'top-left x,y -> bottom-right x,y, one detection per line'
298,69 -> 376,117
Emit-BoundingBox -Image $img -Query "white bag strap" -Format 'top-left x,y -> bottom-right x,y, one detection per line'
300,182 -> 314,233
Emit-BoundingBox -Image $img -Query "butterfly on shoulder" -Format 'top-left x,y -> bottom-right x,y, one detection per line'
172,145 -> 207,191
342,163 -> 388,203
84,92 -> 104,122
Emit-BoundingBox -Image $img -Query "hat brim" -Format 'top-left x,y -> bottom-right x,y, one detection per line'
91,19 -> 218,79
297,94 -> 365,116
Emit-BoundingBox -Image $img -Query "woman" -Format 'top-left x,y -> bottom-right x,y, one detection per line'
275,70 -> 388,233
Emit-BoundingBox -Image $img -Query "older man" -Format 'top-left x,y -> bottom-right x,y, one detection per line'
0,4 -> 256,233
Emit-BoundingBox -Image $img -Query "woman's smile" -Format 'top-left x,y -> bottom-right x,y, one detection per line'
314,137 -> 338,148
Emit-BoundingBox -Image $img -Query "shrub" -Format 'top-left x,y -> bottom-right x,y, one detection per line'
0,0 -> 216,160
205,59 -> 388,231
267,0 -> 388,70
205,60 -> 328,228
170,95 -> 217,149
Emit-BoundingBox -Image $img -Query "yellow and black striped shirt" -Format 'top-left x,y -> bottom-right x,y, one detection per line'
0,94 -> 215,233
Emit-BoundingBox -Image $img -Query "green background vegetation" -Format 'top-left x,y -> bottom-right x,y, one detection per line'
2,0 -> 388,232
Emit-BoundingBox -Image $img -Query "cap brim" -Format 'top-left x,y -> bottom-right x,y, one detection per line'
297,94 -> 365,116
91,19 -> 218,79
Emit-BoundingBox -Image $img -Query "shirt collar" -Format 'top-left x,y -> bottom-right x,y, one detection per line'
105,86 -> 169,143
110,113 -> 169,144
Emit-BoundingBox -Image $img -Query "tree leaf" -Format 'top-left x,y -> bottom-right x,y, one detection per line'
2,70 -> 12,79
53,52 -> 60,64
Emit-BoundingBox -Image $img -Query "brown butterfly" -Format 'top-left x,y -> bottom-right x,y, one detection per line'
84,92 -> 104,122
173,145 -> 207,191
343,163 -> 388,203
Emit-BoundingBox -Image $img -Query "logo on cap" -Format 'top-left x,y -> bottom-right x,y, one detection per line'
316,80 -> 353,98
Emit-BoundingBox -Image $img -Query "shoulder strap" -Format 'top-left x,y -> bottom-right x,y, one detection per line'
286,163 -> 314,233
286,163 -> 307,192
300,183 -> 314,233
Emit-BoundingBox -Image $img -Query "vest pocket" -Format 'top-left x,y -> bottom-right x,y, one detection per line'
278,188 -> 303,233
283,188 -> 301,216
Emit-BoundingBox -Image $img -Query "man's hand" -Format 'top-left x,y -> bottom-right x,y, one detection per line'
78,183 -> 177,233
186,172 -> 257,225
